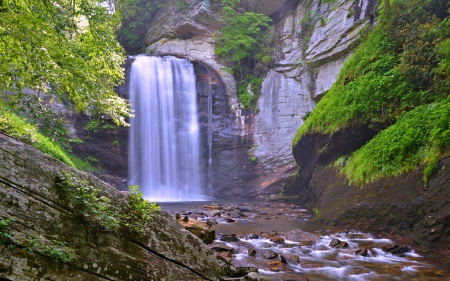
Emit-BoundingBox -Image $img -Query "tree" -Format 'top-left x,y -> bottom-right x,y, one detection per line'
0,0 -> 132,128
215,7 -> 271,80
384,0 -> 390,13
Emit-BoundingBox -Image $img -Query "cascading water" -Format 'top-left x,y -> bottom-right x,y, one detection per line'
128,55 -> 204,201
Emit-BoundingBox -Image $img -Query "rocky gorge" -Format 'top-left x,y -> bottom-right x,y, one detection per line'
70,0 -> 377,198
64,0 -> 450,263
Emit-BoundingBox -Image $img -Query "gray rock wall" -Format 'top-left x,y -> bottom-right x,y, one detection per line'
251,0 -> 376,194
0,133 -> 239,280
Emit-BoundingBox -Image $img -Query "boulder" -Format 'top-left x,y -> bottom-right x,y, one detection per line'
220,234 -> 240,242
177,216 -> 216,244
329,238 -> 349,249
282,229 -> 319,244
280,254 -> 300,265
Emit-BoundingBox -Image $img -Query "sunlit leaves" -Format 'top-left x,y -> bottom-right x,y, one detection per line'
215,7 -> 271,64
0,0 -> 131,127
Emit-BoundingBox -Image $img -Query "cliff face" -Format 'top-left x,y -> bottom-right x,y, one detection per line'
143,0 -> 376,198
0,133 -> 244,280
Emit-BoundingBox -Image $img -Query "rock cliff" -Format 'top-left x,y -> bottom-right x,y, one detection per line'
141,0 -> 376,198
0,133 -> 261,280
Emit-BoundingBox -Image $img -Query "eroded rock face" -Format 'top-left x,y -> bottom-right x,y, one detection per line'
0,133 -> 241,280
251,0 -> 376,195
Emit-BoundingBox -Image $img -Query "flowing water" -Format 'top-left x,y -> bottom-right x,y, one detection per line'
128,55 -> 204,201
161,201 -> 450,281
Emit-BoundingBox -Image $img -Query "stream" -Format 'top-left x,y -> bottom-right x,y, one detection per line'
160,201 -> 450,281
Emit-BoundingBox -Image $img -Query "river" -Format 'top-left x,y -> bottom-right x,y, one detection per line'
160,201 -> 450,281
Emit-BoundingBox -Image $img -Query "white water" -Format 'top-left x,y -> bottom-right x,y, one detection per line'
128,55 -> 204,201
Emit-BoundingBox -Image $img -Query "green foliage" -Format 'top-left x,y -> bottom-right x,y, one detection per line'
116,0 -> 164,54
175,0 -> 187,11
0,0 -> 132,127
57,172 -> 159,235
237,75 -> 262,108
0,104 -> 94,171
293,0 -> 450,184
0,217 -> 17,247
215,7 -> 271,65
42,240 -> 75,263
122,185 -> 160,234
58,171 -> 120,231
24,235 -> 40,253
214,1 -> 272,107
70,137 -> 84,145
251,156 -> 257,162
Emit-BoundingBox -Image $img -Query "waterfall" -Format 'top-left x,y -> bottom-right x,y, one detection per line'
128,55 -> 204,201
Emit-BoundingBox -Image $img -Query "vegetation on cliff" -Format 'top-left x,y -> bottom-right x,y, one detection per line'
293,0 -> 450,184
214,0 -> 273,108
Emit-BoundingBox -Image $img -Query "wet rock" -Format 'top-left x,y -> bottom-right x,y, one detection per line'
248,247 -> 257,257
300,263 -> 323,269
175,213 -> 181,220
220,234 -> 239,242
260,233 -> 285,244
229,212 -> 242,218
177,217 -> 215,244
259,249 -> 279,259
355,247 -> 369,256
218,251 -> 233,259
283,229 -> 319,244
210,242 -> 234,252
226,218 -> 236,223
236,207 -> 253,213
245,234 -> 260,240
203,204 -> 220,210
352,268 -> 371,275
381,244 -> 411,256
280,254 -> 300,265
329,238 -> 348,249
269,266 -> 280,272
269,236 -> 285,244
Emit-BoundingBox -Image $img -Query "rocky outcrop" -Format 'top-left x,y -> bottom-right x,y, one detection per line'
139,0 -> 375,198
0,133 -> 263,280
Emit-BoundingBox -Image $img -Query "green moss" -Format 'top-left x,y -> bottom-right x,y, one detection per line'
343,100 -> 450,184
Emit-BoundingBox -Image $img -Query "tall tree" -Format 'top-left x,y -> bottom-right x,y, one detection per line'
0,0 -> 131,127
384,0 -> 390,13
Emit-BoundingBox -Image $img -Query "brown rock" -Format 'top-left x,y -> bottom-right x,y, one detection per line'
178,217 -> 215,244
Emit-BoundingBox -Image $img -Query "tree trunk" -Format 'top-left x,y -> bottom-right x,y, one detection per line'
384,0 -> 390,13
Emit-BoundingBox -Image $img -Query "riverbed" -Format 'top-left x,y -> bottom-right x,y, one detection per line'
160,201 -> 450,281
